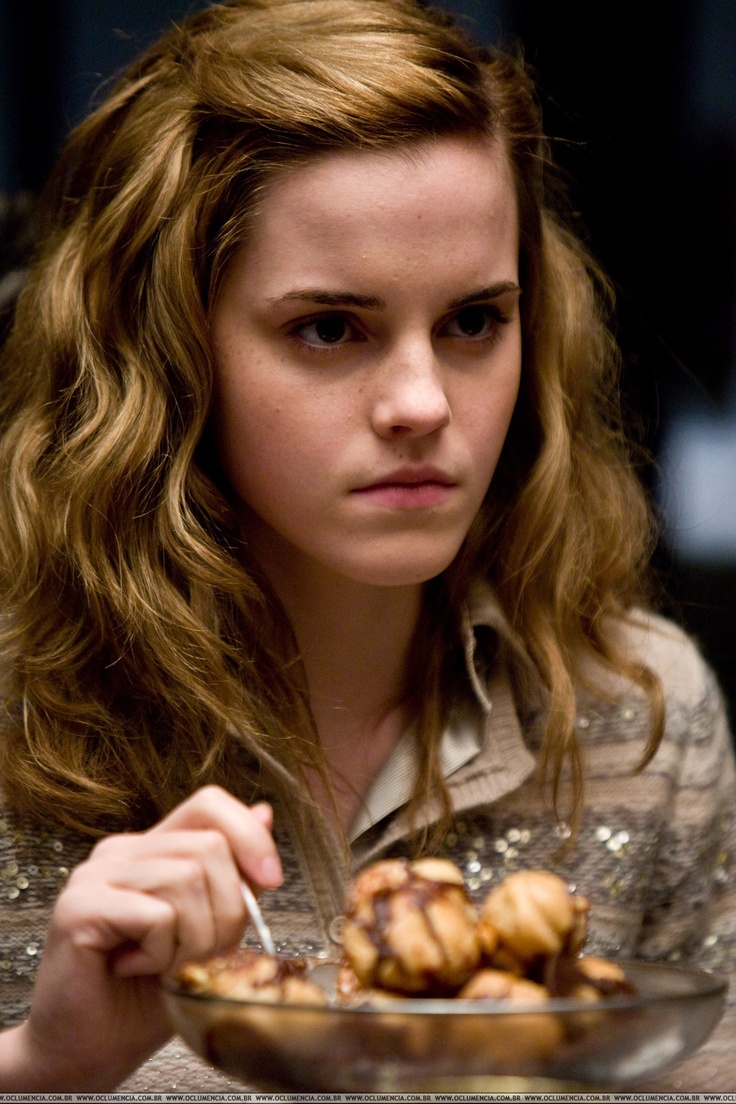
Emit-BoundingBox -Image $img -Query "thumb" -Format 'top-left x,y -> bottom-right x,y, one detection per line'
248,802 -> 274,831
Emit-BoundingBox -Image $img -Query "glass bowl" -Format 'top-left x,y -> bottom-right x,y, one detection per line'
164,959 -> 726,1092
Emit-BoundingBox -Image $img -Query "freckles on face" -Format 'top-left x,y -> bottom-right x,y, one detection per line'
209,134 -> 521,590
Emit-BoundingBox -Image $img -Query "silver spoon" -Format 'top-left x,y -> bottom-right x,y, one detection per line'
241,879 -> 277,956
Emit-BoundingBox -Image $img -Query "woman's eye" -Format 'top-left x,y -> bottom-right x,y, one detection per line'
443,305 -> 504,339
294,315 -> 358,348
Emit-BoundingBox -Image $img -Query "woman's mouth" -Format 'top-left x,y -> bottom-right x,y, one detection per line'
352,467 -> 457,509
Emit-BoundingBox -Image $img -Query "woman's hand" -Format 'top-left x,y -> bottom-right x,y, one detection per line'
0,786 -> 282,1091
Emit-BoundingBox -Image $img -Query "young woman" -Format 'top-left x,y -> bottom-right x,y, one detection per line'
0,0 -> 732,1091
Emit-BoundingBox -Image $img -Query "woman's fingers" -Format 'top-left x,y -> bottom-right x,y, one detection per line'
11,788 -> 285,1092
85,838 -> 240,955
249,801 -> 275,830
62,787 -> 283,972
50,877 -> 180,973
152,786 -> 284,889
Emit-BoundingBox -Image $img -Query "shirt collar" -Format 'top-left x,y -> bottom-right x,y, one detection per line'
349,582 -> 538,847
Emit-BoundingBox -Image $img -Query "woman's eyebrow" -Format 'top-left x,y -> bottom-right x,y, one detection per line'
447,282 -> 521,310
267,289 -> 386,309
267,281 -> 521,311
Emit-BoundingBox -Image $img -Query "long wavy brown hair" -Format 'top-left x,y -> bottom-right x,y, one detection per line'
0,0 -> 661,870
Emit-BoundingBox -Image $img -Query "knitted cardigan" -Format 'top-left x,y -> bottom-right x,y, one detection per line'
0,599 -> 734,1092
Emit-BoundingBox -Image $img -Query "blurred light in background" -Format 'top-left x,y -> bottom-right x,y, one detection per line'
661,410 -> 736,564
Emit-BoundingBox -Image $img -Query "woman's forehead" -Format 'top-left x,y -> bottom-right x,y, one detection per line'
214,133 -> 519,314
238,133 -> 515,245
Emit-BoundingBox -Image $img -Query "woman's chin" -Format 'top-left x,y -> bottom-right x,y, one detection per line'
334,550 -> 461,589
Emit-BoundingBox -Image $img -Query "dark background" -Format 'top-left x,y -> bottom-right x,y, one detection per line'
1,0 -> 735,716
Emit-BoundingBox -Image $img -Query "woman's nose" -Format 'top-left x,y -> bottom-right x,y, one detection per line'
370,341 -> 451,438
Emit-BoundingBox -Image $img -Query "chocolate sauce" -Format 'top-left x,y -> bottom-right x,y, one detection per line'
352,865 -> 472,994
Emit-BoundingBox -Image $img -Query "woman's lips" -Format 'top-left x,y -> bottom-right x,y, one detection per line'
352,468 -> 457,509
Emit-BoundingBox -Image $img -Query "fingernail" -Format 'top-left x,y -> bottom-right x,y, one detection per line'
260,855 -> 283,886
250,802 -> 273,826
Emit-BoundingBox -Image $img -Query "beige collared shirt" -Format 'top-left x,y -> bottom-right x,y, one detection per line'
350,581 -> 538,857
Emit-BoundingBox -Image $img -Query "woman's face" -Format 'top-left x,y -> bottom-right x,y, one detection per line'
210,134 -> 521,591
